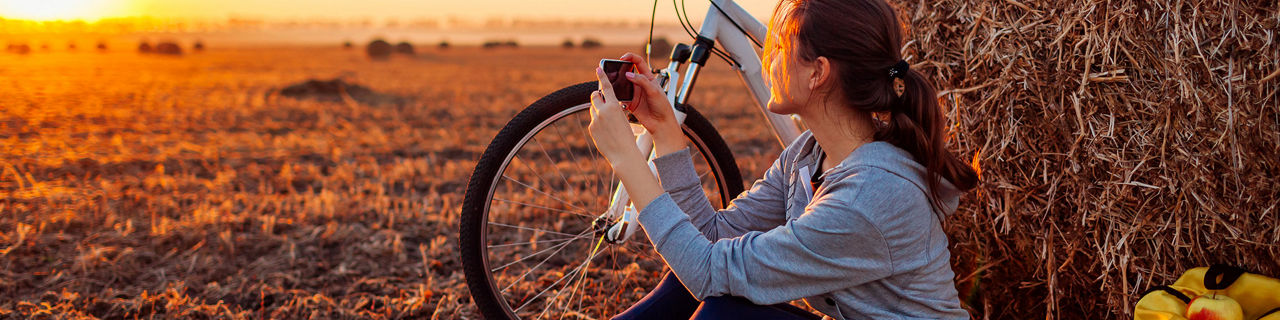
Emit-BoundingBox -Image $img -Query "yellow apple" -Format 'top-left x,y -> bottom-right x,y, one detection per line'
1186,293 -> 1243,320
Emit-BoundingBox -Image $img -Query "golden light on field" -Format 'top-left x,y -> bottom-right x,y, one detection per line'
0,0 -> 130,21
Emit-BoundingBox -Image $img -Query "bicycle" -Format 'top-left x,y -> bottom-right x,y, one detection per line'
460,0 -> 805,318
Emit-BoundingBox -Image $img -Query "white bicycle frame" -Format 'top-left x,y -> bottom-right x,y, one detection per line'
603,0 -> 803,243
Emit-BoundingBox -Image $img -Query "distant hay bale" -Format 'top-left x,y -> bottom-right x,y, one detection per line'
887,0 -> 1280,318
645,37 -> 673,59
278,78 -> 407,105
154,42 -> 182,55
193,41 -> 205,51
343,41 -> 354,49
67,42 -> 77,50
137,42 -> 152,53
394,42 -> 415,55
96,41 -> 108,51
562,39 -> 575,49
8,43 -> 31,55
366,39 -> 393,60
482,40 -> 518,49
580,38 -> 603,49
437,41 -> 449,49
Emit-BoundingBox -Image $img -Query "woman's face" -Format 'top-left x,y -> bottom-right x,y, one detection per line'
762,29 -> 815,115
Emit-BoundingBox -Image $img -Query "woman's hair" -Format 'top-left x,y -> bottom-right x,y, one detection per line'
765,0 -> 979,211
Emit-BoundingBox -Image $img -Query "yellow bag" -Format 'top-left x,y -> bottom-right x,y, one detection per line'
1135,264 -> 1280,320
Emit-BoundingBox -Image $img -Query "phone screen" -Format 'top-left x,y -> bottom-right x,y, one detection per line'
601,59 -> 634,102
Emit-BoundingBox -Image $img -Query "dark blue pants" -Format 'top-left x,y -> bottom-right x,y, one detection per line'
611,272 -> 822,320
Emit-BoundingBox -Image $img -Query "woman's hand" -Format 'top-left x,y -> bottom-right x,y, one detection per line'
589,67 -> 646,167
588,67 -> 665,214
616,53 -> 686,156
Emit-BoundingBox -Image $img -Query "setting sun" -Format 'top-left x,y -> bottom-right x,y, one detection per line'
0,0 -> 129,21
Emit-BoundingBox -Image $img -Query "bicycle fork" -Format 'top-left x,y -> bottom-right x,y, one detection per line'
598,44 -> 697,245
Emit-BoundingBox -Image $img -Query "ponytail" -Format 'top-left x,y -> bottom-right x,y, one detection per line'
876,68 -> 979,214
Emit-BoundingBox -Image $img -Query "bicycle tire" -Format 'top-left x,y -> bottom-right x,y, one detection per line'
460,81 -> 744,320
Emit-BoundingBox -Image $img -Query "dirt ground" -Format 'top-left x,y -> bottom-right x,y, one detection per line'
0,45 -> 785,319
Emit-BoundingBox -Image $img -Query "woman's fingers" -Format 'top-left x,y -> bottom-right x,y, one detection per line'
625,72 -> 673,120
619,53 -> 655,78
594,67 -> 619,104
625,72 -> 665,99
589,90 -> 602,116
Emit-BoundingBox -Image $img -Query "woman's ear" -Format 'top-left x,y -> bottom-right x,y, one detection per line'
808,56 -> 833,91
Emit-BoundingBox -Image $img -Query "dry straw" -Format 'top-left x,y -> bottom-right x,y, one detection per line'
896,0 -> 1278,317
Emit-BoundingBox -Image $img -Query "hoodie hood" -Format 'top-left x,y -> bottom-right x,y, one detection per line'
792,131 -> 963,218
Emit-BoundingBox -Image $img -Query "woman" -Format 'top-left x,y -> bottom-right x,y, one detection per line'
587,0 -> 979,318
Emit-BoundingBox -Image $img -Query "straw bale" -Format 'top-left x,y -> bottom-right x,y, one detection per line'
892,0 -> 1279,317
366,39 -> 393,60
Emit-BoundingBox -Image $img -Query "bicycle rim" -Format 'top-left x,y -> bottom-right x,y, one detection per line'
472,102 -> 735,319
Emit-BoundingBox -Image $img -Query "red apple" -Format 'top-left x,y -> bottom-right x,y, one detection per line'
1186,294 -> 1243,320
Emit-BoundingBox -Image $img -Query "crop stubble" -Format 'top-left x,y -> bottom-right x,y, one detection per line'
0,46 -> 780,318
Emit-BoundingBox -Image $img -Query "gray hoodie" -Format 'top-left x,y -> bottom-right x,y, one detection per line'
638,130 -> 968,319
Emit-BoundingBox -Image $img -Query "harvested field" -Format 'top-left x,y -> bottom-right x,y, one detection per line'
0,46 -> 780,319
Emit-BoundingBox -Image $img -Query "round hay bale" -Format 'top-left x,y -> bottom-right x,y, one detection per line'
481,39 -> 518,49
562,39 -> 575,49
138,41 -> 152,53
394,42 -> 414,55
9,44 -> 31,55
278,78 -> 406,105
96,41 -> 108,51
437,41 -> 449,49
646,37 -> 673,58
885,0 -> 1280,318
343,41 -> 354,49
67,42 -> 77,50
366,39 -> 392,60
580,38 -> 602,49
193,41 -> 205,51
154,42 -> 182,55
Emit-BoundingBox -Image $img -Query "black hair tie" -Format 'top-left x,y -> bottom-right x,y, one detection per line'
888,60 -> 909,79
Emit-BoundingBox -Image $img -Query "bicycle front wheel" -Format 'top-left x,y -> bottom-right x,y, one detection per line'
460,81 -> 743,319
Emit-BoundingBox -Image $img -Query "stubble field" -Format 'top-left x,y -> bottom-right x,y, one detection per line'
0,45 -> 785,319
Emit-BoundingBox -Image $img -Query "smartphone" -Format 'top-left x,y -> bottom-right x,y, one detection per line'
600,59 -> 635,102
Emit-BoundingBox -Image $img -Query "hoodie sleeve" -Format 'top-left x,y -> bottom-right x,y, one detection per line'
637,166 -> 897,305
650,147 -> 789,240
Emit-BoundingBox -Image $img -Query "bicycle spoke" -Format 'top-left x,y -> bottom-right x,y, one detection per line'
513,153 -> 562,202
565,236 -> 607,319
492,197 -> 594,219
487,221 -> 580,238
515,241 -> 604,314
605,246 -> 638,315
549,115 -> 607,195
572,111 -> 612,194
531,136 -> 593,211
491,237 -> 575,276
501,174 -> 591,214
496,230 -> 594,294
525,235 -> 607,318
487,235 -> 586,249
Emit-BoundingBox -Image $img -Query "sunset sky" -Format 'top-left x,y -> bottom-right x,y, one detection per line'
0,0 -> 780,23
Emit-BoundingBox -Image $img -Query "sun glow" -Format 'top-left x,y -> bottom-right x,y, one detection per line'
0,0 -> 130,21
